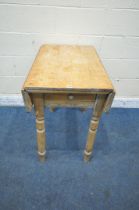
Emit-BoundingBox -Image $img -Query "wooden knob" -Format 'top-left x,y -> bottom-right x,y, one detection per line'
68,95 -> 74,100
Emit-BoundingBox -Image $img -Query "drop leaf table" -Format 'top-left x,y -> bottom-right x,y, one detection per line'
22,44 -> 115,162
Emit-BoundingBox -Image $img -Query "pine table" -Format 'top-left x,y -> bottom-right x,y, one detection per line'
22,44 -> 115,161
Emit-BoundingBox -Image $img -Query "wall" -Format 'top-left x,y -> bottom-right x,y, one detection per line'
0,0 -> 139,99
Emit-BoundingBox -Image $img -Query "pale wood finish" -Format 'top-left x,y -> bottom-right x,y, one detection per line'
44,93 -> 96,108
33,94 -> 46,161
103,91 -> 115,112
21,90 -> 32,112
84,94 -> 106,161
23,44 -> 114,92
22,44 -> 115,161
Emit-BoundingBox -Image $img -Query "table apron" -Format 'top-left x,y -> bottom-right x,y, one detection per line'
44,93 -> 96,108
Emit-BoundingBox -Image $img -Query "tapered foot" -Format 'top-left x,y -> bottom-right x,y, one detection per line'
84,150 -> 92,162
38,150 -> 46,162
39,155 -> 46,162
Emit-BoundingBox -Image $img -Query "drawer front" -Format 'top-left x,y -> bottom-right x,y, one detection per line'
44,93 -> 96,107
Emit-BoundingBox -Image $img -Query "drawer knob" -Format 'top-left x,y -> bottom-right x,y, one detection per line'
68,95 -> 74,100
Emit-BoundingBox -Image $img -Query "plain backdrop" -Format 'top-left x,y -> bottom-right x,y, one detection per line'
0,0 -> 139,98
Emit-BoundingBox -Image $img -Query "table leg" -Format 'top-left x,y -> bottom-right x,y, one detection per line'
84,94 -> 106,161
33,94 -> 46,161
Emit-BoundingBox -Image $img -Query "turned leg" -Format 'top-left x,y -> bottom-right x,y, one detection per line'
84,94 -> 106,161
33,94 -> 46,161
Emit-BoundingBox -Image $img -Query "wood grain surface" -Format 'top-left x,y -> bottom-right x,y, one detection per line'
23,44 -> 114,93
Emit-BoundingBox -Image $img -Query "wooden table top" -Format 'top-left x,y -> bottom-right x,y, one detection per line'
23,44 -> 114,93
